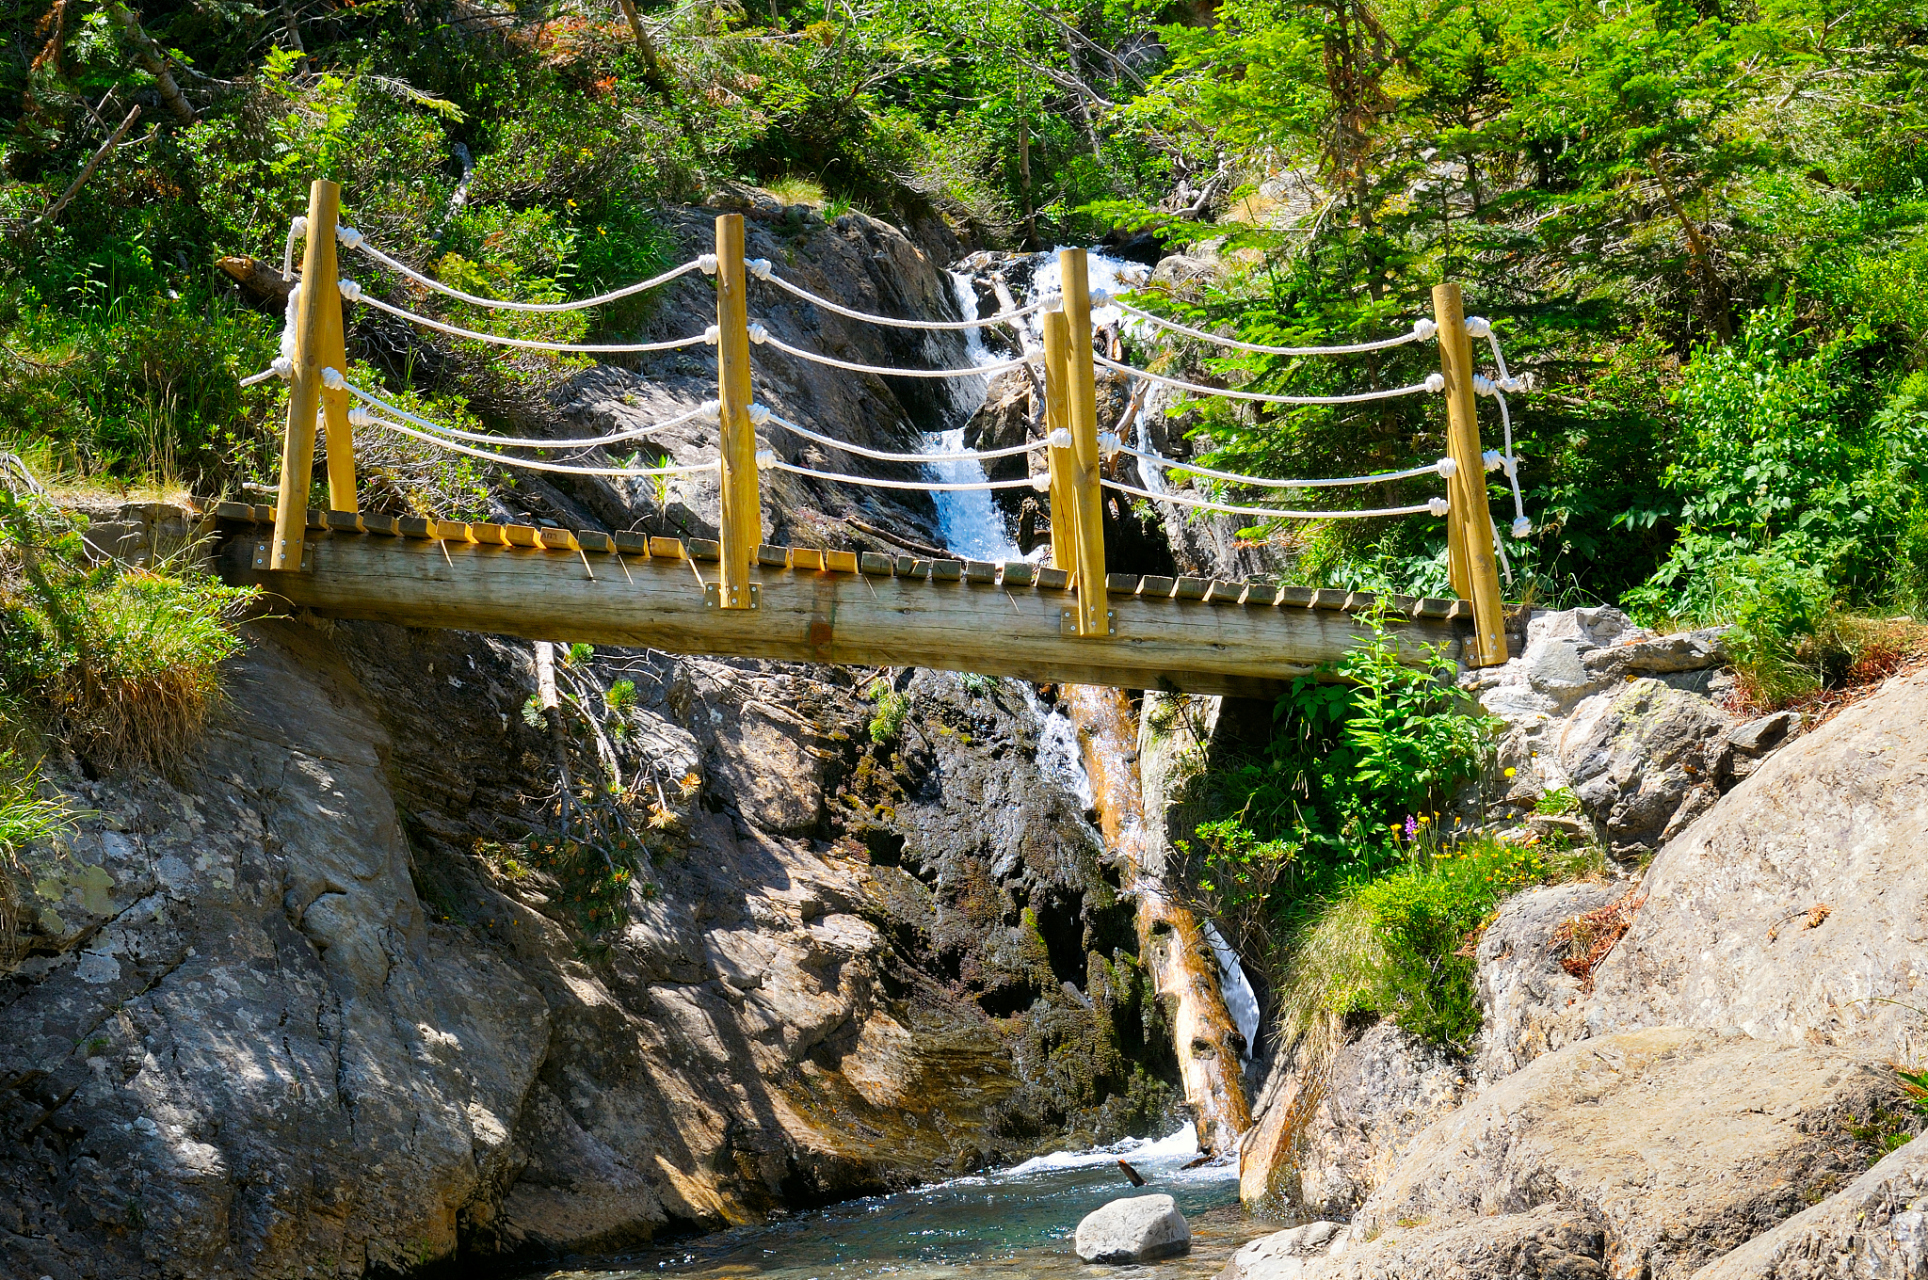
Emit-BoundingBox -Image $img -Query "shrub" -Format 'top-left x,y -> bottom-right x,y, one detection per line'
0,492 -> 255,769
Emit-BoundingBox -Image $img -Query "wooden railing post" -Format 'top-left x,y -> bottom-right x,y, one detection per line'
1059,248 -> 1109,637
714,213 -> 760,609
270,178 -> 341,570
1432,282 -> 1508,666
1041,309 -> 1076,572
317,225 -> 356,515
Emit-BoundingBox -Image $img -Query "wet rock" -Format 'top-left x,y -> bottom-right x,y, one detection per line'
1585,670 -> 1928,1061
1345,1027 -> 1901,1280
1219,1221 -> 1344,1280
962,368 -> 1034,484
1074,1192 -> 1192,1262
1693,1131 -> 1928,1280
1474,881 -> 1623,1085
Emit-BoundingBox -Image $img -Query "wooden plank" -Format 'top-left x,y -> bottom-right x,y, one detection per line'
504,525 -> 542,548
1310,588 -> 1349,610
1205,580 -> 1242,604
930,559 -> 962,582
216,534 -> 1472,698
1414,597 -> 1454,620
252,504 -> 276,524
363,514 -> 399,536
1036,566 -> 1070,591
649,535 -> 685,559
1240,583 -> 1280,606
470,523 -> 509,545
824,549 -> 858,574
1138,575 -> 1175,598
1344,590 -> 1377,612
398,516 -> 434,539
213,501 -> 256,522
689,538 -> 721,561
435,520 -> 476,542
538,528 -> 577,552
325,510 -> 363,534
792,548 -> 826,572
1276,585 -> 1316,607
576,530 -> 613,554
613,531 -> 651,556
904,558 -> 931,580
1000,562 -> 1034,587
963,560 -> 996,584
859,551 -> 894,576
1173,577 -> 1208,601
1106,572 -> 1141,593
757,544 -> 790,568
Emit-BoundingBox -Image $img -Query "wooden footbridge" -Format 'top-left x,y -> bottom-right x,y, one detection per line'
217,179 -> 1522,695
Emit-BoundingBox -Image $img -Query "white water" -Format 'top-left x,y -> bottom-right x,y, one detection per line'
923,272 -> 1025,563
1202,921 -> 1261,1060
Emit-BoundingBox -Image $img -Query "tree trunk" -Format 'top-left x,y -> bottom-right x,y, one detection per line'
108,3 -> 194,125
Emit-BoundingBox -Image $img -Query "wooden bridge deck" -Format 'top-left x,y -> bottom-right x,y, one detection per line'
200,502 -> 1498,696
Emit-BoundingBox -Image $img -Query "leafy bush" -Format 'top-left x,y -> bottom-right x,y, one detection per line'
866,681 -> 911,745
0,492 -> 254,769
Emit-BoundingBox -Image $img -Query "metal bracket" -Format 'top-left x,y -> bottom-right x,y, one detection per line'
704,582 -> 761,610
252,540 -> 313,573
1060,608 -> 1116,637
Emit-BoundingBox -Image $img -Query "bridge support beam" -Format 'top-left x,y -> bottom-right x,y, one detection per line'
1041,310 -> 1076,573
1433,282 -> 1509,667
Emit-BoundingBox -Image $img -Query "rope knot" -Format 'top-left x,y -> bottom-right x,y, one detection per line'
320,366 -> 346,390
704,324 -> 721,345
1098,431 -> 1121,456
335,224 -> 365,251
338,278 -> 363,303
1464,316 -> 1492,338
1482,449 -> 1504,472
754,449 -> 775,466
1512,516 -> 1533,539
348,407 -> 372,428
1429,497 -> 1450,517
1424,372 -> 1446,394
1412,318 -> 1438,341
1048,427 -> 1074,449
270,356 -> 294,381
1472,374 -> 1496,397
701,398 -> 722,419
1031,473 -> 1051,492
697,254 -> 719,275
746,321 -> 769,344
1497,375 -> 1523,394
290,215 -> 309,238
748,258 -> 772,280
746,403 -> 772,426
1088,287 -> 1112,308
1434,455 -> 1458,479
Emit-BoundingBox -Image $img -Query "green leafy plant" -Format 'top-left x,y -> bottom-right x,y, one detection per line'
866,681 -> 910,745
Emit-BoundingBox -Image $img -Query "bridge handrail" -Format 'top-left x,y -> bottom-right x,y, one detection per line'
342,381 -> 718,449
1102,476 -> 1448,522
754,264 -> 1052,332
1111,300 -> 1437,357
350,288 -> 713,354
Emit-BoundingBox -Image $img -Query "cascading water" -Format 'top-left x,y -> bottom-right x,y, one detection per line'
920,272 -> 1025,562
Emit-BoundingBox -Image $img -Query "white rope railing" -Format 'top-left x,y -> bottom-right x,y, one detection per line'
355,411 -> 721,479
352,288 -> 712,354
342,380 -> 716,448
1114,442 -> 1456,490
755,329 -> 1036,380
1094,354 -> 1439,406
754,263 -> 1052,332
1103,477 -> 1448,522
1111,301 -> 1437,357
336,221 -> 708,313
767,412 -> 1040,465
765,457 -> 1042,493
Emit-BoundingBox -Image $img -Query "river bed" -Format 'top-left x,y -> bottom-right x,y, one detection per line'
536,1131 -> 1281,1280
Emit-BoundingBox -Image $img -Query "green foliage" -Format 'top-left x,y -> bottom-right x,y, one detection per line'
0,491 -> 254,769
0,748 -> 72,968
1534,787 -> 1580,817
866,681 -> 911,745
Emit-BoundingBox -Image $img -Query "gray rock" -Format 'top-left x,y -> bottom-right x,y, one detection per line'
1074,1193 -> 1192,1263
1303,1204 -> 1609,1280
1348,1027 -> 1901,1280
1555,678 -> 1731,858
1581,627 -> 1729,677
1475,881 -> 1624,1085
962,369 -> 1033,484
1586,670 -> 1928,1061
1692,1132 -> 1928,1280
1220,1222 -> 1344,1280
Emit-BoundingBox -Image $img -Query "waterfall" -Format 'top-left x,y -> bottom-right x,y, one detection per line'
1203,922 -> 1261,1060
919,272 -> 1023,563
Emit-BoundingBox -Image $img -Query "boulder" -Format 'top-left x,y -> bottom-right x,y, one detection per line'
1475,880 -> 1624,1085
1074,1193 -> 1192,1263
1692,1132 -> 1928,1280
1302,1204 -> 1610,1280
1220,1221 -> 1344,1280
1346,1027 -> 1902,1280
1556,678 -> 1731,858
1585,669 -> 1928,1062
962,368 -> 1034,483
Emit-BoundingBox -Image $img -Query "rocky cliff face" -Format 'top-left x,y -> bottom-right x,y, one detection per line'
0,199 -> 1192,1279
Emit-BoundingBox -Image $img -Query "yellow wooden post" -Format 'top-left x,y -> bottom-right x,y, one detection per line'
1059,248 -> 1109,636
1041,310 -> 1076,572
316,218 -> 357,514
270,178 -> 340,570
1432,282 -> 1508,666
714,213 -> 760,609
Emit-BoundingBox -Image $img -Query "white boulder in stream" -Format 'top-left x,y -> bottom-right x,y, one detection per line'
1075,1194 -> 1192,1263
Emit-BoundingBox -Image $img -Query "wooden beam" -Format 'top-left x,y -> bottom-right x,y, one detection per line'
214,532 -> 1472,698
1432,283 -> 1508,666
714,213 -> 760,609
1042,309 -> 1076,572
1059,248 -> 1109,637
316,235 -> 357,514
269,178 -> 339,572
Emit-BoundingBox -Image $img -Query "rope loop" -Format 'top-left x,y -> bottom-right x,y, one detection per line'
754,449 -> 775,466
1429,497 -> 1450,517
704,324 -> 720,345
1031,473 -> 1051,492
320,366 -> 346,390
1434,456 -> 1457,478
335,224 -> 365,250
747,321 -> 769,345
290,215 -> 309,238
1513,516 -> 1533,538
748,258 -> 773,280
1424,372 -> 1446,393
338,278 -> 363,303
1465,316 -> 1492,338
746,403 -> 772,426
1472,374 -> 1496,397
1048,428 -> 1073,448
1412,318 -> 1438,341
697,254 -> 718,275
271,356 -> 294,380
